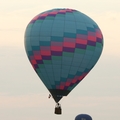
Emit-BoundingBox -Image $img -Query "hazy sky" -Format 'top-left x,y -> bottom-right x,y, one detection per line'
0,0 -> 120,120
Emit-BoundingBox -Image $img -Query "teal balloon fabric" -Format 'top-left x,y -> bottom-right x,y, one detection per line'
75,114 -> 92,120
24,8 -> 103,102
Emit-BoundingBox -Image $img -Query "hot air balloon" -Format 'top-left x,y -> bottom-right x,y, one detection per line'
75,114 -> 92,120
24,8 -> 103,114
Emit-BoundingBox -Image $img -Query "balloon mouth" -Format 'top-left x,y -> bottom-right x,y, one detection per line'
49,89 -> 70,102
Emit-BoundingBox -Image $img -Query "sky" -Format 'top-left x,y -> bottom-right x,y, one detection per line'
0,0 -> 120,120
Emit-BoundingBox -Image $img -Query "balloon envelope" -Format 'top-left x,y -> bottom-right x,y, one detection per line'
75,114 -> 92,120
24,8 -> 103,102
